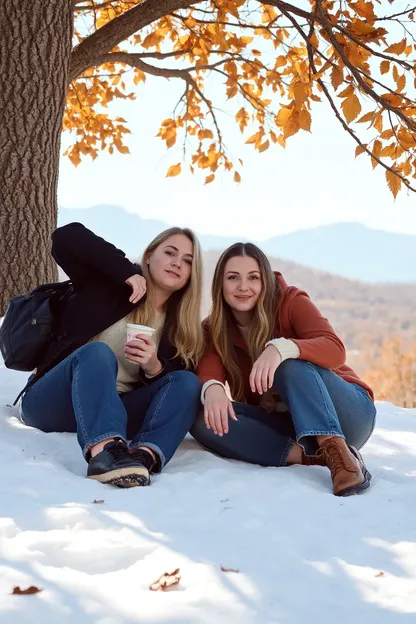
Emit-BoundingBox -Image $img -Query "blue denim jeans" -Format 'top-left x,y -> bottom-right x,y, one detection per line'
191,359 -> 376,467
21,342 -> 201,469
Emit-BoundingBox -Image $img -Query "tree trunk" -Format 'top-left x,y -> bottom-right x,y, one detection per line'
0,0 -> 73,314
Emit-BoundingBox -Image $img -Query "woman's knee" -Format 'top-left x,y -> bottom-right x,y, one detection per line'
78,341 -> 117,364
169,370 -> 202,397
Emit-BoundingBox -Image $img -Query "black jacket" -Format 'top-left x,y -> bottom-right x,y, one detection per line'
28,222 -> 191,390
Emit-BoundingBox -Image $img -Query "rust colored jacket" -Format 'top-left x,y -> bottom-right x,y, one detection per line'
198,273 -> 374,403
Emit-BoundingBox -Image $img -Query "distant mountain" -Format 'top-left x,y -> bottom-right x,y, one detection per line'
58,205 -> 416,283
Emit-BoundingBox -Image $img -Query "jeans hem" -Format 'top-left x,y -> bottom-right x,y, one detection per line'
129,442 -> 165,471
280,438 -> 295,467
297,431 -> 345,457
84,433 -> 127,459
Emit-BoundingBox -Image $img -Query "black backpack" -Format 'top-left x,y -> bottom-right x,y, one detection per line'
0,280 -> 73,372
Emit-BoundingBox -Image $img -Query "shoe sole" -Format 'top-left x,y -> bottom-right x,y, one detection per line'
88,466 -> 150,488
335,468 -> 372,497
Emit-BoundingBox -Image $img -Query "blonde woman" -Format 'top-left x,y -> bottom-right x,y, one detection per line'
20,222 -> 204,488
191,243 -> 376,497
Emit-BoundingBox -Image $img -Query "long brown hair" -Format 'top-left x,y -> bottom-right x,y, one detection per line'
131,227 -> 204,369
210,242 -> 280,402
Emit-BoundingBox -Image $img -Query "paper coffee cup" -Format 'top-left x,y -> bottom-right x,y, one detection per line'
126,323 -> 155,344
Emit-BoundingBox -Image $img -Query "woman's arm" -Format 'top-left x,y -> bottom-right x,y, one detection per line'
51,222 -> 141,289
285,293 -> 346,369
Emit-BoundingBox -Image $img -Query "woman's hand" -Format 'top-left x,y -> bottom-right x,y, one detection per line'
125,335 -> 162,375
125,274 -> 147,304
204,384 -> 237,436
249,345 -> 282,395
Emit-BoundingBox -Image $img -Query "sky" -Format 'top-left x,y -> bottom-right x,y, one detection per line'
58,71 -> 416,242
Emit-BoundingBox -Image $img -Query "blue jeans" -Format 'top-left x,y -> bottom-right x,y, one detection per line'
21,342 -> 201,469
191,359 -> 376,467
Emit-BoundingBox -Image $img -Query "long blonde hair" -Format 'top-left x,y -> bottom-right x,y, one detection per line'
132,227 -> 204,369
209,243 -> 280,403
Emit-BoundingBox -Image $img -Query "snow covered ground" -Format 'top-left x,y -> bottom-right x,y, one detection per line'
0,362 -> 415,624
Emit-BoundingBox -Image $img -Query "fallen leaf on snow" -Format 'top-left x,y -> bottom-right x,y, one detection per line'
149,568 -> 181,592
92,499 -> 105,504
12,586 -> 42,595
221,566 -> 239,573
375,571 -> 385,578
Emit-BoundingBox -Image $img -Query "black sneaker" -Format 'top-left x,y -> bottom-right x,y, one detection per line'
129,447 -> 157,474
87,440 -> 150,488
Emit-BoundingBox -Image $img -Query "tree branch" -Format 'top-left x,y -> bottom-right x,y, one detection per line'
278,3 -> 415,192
70,0 -> 200,80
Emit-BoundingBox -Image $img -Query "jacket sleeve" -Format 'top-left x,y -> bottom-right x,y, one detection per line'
288,294 -> 346,370
51,222 -> 141,288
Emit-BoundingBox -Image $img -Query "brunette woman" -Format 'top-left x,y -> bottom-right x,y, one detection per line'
191,243 -> 376,496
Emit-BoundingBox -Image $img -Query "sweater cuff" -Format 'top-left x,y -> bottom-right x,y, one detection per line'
265,338 -> 300,361
201,379 -> 226,405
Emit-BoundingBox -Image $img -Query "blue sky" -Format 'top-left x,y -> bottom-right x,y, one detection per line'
58,73 -> 416,241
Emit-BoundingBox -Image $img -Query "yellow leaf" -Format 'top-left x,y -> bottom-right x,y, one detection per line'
386,169 -> 402,198
276,107 -> 292,127
205,174 -> 215,184
166,163 -> 181,177
341,94 -> 362,122
299,109 -> 311,132
380,61 -> 390,75
117,144 -> 130,154
234,171 -> 241,183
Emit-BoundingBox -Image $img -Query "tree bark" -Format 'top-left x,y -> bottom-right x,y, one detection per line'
0,1 -> 73,314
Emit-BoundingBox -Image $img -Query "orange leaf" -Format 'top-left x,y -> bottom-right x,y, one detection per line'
166,163 -> 181,177
331,66 -> 344,91
341,94 -> 362,122
205,173 -> 215,184
234,171 -> 241,183
385,39 -> 407,55
355,144 -> 367,157
386,169 -> 402,198
371,139 -> 382,168
258,140 -> 270,153
299,109 -> 311,132
380,60 -> 390,75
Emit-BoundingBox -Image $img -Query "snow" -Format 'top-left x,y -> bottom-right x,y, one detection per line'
0,362 -> 415,624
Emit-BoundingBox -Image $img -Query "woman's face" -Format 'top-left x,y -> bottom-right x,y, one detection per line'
147,233 -> 193,293
222,255 -> 263,314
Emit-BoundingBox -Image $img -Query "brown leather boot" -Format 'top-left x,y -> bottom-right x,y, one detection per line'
316,438 -> 372,496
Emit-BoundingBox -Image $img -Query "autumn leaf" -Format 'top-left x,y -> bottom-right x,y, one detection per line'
205,173 -> 215,184
342,94 -> 362,123
299,109 -> 311,132
166,163 -> 181,178
149,569 -> 181,591
386,169 -> 402,198
221,566 -> 239,573
331,66 -> 343,91
12,586 -> 42,595
385,39 -> 407,55
355,144 -> 367,157
234,171 -> 241,183
380,60 -> 390,75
